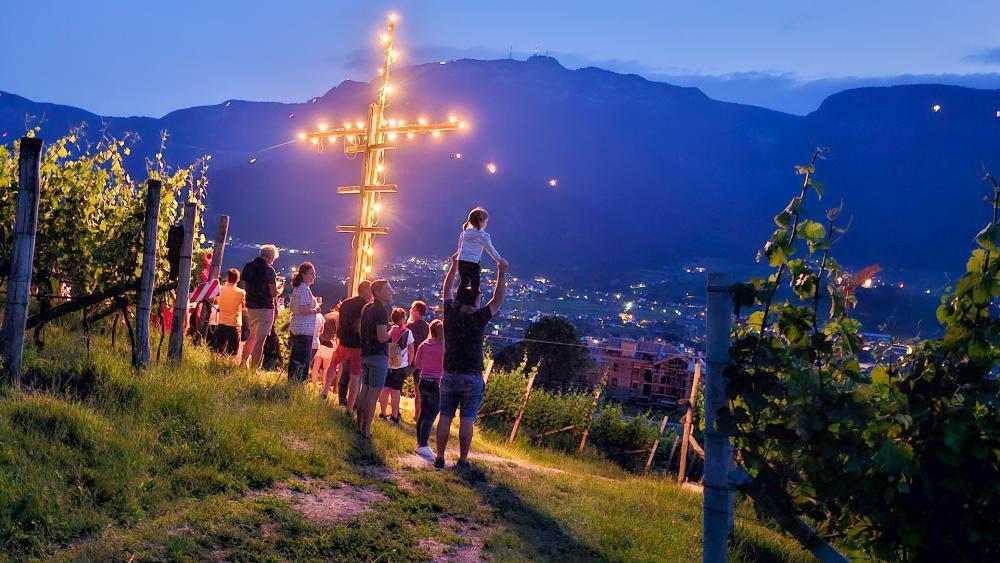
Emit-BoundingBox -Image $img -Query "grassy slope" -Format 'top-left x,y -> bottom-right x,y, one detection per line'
0,331 -> 812,562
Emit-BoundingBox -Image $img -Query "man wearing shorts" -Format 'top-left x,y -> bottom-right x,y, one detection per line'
356,279 -> 393,439
322,281 -> 372,406
434,253 -> 509,469
239,244 -> 283,369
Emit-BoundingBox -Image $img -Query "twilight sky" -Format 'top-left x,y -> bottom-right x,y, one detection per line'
2,0 -> 999,116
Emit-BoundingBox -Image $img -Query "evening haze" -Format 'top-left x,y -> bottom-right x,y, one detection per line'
2,0 -> 999,116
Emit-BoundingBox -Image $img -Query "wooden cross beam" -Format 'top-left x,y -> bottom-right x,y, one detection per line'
301,14 -> 467,297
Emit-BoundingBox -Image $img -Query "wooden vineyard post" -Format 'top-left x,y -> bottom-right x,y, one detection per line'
167,202 -> 198,360
677,359 -> 703,484
578,370 -> 608,452
1,137 -> 43,387
133,179 -> 162,369
482,358 -> 495,385
644,415 -> 670,474
507,370 -> 537,444
198,214 -> 229,337
704,273 -> 735,562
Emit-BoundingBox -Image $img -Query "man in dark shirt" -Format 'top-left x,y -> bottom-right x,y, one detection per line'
435,253 -> 508,469
238,244 -> 283,369
406,300 -> 430,422
321,280 -> 373,407
356,279 -> 394,439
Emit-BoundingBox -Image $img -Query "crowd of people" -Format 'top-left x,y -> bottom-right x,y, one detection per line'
205,207 -> 508,468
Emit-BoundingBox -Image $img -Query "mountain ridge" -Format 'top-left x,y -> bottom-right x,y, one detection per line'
3,56 -> 998,275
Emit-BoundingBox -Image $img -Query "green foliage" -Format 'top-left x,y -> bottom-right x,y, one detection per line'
0,127 -> 209,332
495,316 -> 594,388
727,151 -> 1000,560
481,359 -> 663,466
588,403 -> 661,469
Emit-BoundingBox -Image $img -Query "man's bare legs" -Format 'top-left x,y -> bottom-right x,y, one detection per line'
435,416 -> 475,464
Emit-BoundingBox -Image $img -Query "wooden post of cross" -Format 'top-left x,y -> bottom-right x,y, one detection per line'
300,15 -> 466,296
167,202 -> 198,360
133,179 -> 162,369
507,370 -> 537,443
1,137 -> 43,387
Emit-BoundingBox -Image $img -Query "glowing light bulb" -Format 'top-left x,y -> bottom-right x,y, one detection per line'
310,138 -> 319,145
318,123 -> 328,132
388,119 -> 397,127
432,130 -> 441,137
458,121 -> 466,129
297,132 -> 307,140
388,13 -> 398,22
344,122 -> 353,129
486,162 -> 497,175
418,117 -> 428,125
373,202 -> 383,213
328,136 -> 337,142
384,84 -> 394,94
356,121 -> 364,129
363,265 -> 372,273
387,132 -> 397,140
406,133 -> 415,139
548,178 -> 558,187
448,115 -> 457,123
376,163 -> 384,173
380,33 -> 390,43
365,247 -> 374,256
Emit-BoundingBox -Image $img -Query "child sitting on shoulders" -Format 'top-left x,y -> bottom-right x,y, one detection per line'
456,207 -> 502,296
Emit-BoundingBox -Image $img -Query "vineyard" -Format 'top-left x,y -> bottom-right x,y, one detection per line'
1,129 -> 996,561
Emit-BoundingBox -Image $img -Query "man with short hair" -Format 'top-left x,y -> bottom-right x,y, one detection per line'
239,244 -> 283,369
357,279 -> 394,438
213,268 -> 246,357
434,254 -> 509,469
406,300 -> 430,421
322,281 -> 373,407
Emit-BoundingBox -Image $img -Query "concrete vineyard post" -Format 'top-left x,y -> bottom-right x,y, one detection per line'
704,273 -> 735,562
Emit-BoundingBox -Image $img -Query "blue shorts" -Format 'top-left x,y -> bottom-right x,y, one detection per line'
439,372 -> 485,421
361,355 -> 389,389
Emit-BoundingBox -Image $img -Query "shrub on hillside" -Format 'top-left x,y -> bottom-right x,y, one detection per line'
727,151 -> 1000,560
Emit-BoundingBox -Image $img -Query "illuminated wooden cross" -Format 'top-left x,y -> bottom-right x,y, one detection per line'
301,13 -> 466,296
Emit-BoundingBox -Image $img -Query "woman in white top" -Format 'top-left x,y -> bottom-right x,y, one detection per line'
456,207 -> 502,298
288,262 -> 321,381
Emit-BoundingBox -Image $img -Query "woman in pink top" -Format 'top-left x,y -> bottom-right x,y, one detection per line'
413,319 -> 444,459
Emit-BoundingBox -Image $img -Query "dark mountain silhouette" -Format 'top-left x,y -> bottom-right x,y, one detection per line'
2,56 -> 998,276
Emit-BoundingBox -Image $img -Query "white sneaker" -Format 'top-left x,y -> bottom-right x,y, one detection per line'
415,446 -> 435,460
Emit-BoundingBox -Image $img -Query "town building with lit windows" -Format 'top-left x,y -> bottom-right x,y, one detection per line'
590,338 -> 699,406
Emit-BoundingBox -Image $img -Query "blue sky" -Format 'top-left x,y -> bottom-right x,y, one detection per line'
2,0 -> 999,116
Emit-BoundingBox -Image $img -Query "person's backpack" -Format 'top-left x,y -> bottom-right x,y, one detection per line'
389,328 -> 411,367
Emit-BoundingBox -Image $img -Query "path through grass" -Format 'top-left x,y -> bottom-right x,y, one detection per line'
0,331 -> 812,561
